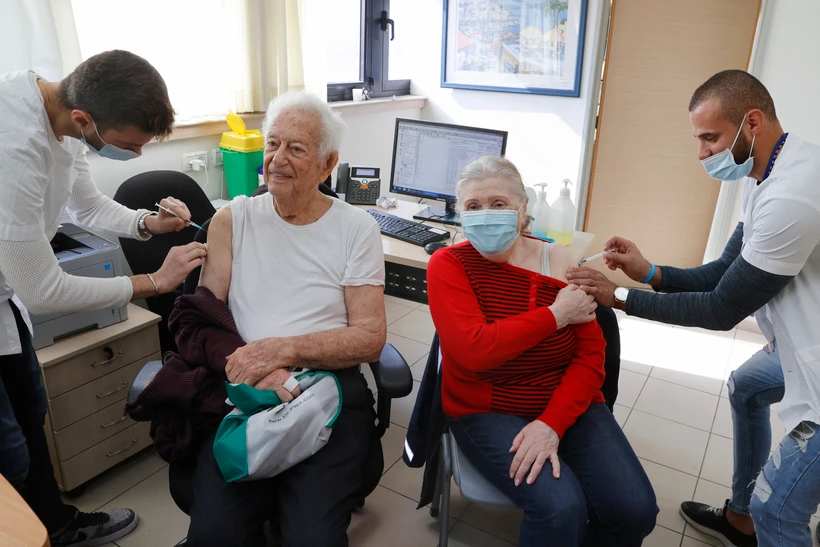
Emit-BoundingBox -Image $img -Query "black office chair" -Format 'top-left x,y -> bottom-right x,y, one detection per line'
114,171 -> 217,354
127,215 -> 414,535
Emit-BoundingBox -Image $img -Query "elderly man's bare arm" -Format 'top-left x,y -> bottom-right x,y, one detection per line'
198,206 -> 233,302
225,285 -> 387,386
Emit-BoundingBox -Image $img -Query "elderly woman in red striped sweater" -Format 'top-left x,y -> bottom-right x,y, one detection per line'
427,156 -> 657,547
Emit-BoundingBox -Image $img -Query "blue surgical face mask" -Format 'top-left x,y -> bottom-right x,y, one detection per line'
81,118 -> 141,161
701,114 -> 755,181
460,206 -> 522,257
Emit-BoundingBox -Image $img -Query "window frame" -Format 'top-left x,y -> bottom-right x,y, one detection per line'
326,0 -> 410,102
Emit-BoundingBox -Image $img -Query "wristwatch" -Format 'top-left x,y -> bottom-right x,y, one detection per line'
138,212 -> 155,237
614,287 -> 630,310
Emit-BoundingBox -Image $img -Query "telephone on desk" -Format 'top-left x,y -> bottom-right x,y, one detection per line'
335,162 -> 381,205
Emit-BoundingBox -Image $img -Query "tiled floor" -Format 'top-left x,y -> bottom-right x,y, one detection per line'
63,296 -> 820,546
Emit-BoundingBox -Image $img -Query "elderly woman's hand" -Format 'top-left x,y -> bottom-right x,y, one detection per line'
509,420 -> 560,486
549,284 -> 597,328
225,338 -> 296,386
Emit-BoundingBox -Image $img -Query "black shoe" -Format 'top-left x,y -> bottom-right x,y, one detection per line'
680,500 -> 757,547
51,508 -> 139,546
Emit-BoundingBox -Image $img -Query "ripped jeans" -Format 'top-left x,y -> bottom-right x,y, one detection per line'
750,420 -> 820,546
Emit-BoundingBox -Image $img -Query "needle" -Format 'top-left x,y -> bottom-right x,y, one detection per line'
155,203 -> 203,230
577,251 -> 608,265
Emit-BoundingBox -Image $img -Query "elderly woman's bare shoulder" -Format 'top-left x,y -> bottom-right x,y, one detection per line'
548,241 -> 574,282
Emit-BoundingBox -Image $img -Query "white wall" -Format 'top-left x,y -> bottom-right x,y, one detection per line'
756,0 -> 820,146
395,0 -> 604,205
86,106 -> 423,201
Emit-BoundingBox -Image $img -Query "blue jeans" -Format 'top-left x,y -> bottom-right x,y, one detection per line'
750,420 -> 820,547
0,303 -> 75,533
727,343 -> 784,516
449,403 -> 657,547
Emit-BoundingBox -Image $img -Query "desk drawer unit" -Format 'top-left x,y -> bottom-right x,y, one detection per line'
385,262 -> 428,305
37,307 -> 162,492
42,326 -> 160,397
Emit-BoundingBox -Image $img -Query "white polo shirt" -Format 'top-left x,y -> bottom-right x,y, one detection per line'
740,134 -> 820,433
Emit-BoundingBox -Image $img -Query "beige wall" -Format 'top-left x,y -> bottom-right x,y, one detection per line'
584,0 -> 760,286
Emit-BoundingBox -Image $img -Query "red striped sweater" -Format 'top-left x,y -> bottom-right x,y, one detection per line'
427,241 -> 606,437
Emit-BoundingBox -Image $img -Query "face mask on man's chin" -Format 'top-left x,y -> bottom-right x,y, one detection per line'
78,118 -> 141,161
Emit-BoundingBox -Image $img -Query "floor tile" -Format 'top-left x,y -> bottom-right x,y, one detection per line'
651,327 -> 734,395
446,521 -> 515,546
410,353 -> 430,382
100,467 -> 188,547
634,378 -> 719,431
381,424 -> 408,474
700,435 -> 734,488
621,358 -> 653,376
387,333 -> 431,368
734,329 -> 767,346
682,479 -> 733,546
386,300 -> 415,325
674,325 -> 736,339
681,537 -> 712,546
379,463 -> 470,519
384,295 -> 419,309
618,316 -> 672,369
640,459 -> 698,533
643,524 -> 683,547
459,503 -> 523,545
416,304 -> 430,313
623,411 -> 709,475
613,404 -> 631,428
711,396 -> 733,439
388,310 -> 436,345
347,485 -> 452,547
391,380 -> 421,428
62,449 -> 167,513
617,369 -> 649,408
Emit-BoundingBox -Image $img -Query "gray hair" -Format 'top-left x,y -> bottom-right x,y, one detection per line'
456,156 -> 530,231
261,91 -> 347,160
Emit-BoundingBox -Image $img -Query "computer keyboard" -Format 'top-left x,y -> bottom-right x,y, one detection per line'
367,209 -> 450,246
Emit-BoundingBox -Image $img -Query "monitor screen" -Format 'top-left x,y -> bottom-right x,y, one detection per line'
389,119 -> 507,201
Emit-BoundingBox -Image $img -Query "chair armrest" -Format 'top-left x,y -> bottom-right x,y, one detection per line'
368,343 -> 413,399
126,360 -> 163,422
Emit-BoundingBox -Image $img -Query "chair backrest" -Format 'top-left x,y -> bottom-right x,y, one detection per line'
183,217 -> 212,295
113,171 -> 217,354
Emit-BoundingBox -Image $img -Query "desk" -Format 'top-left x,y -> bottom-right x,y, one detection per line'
359,200 -> 595,304
0,475 -> 49,547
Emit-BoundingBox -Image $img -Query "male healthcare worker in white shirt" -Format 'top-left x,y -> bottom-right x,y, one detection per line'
0,50 -> 207,546
566,70 -> 820,547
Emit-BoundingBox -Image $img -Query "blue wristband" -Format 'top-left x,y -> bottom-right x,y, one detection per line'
641,264 -> 656,285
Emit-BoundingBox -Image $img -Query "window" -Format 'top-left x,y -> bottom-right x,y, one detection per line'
70,0 -> 256,123
326,0 -> 411,102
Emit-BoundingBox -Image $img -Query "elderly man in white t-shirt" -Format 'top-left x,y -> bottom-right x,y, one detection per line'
0,50 -> 206,546
184,91 -> 387,547
567,70 -> 820,546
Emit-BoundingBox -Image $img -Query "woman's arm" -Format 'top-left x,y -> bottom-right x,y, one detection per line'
428,250 -> 560,372
537,319 -> 606,437
198,206 -> 233,302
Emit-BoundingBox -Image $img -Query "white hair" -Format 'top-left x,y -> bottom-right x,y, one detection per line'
261,91 -> 347,159
456,155 -> 530,230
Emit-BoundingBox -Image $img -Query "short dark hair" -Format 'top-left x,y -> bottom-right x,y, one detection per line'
689,69 -> 777,123
59,50 -> 175,140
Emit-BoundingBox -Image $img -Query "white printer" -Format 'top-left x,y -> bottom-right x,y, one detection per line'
30,224 -> 128,349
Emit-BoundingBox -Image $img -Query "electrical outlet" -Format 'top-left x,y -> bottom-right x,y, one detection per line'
211,149 -> 223,167
182,151 -> 207,172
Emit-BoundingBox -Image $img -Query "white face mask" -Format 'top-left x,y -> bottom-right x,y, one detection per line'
700,114 -> 755,181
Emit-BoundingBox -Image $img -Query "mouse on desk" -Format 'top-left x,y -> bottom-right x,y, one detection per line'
424,241 -> 449,255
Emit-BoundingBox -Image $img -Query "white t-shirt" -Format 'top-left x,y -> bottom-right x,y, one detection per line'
0,71 -> 138,355
740,134 -> 820,432
228,193 -> 385,343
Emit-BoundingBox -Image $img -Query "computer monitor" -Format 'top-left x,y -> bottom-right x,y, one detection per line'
389,119 -> 508,225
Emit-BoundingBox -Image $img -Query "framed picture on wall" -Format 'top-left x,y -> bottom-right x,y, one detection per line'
441,0 -> 588,97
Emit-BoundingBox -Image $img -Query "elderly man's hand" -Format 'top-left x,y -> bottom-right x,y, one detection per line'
225,338 -> 296,386
565,267 -> 617,308
256,369 -> 302,402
